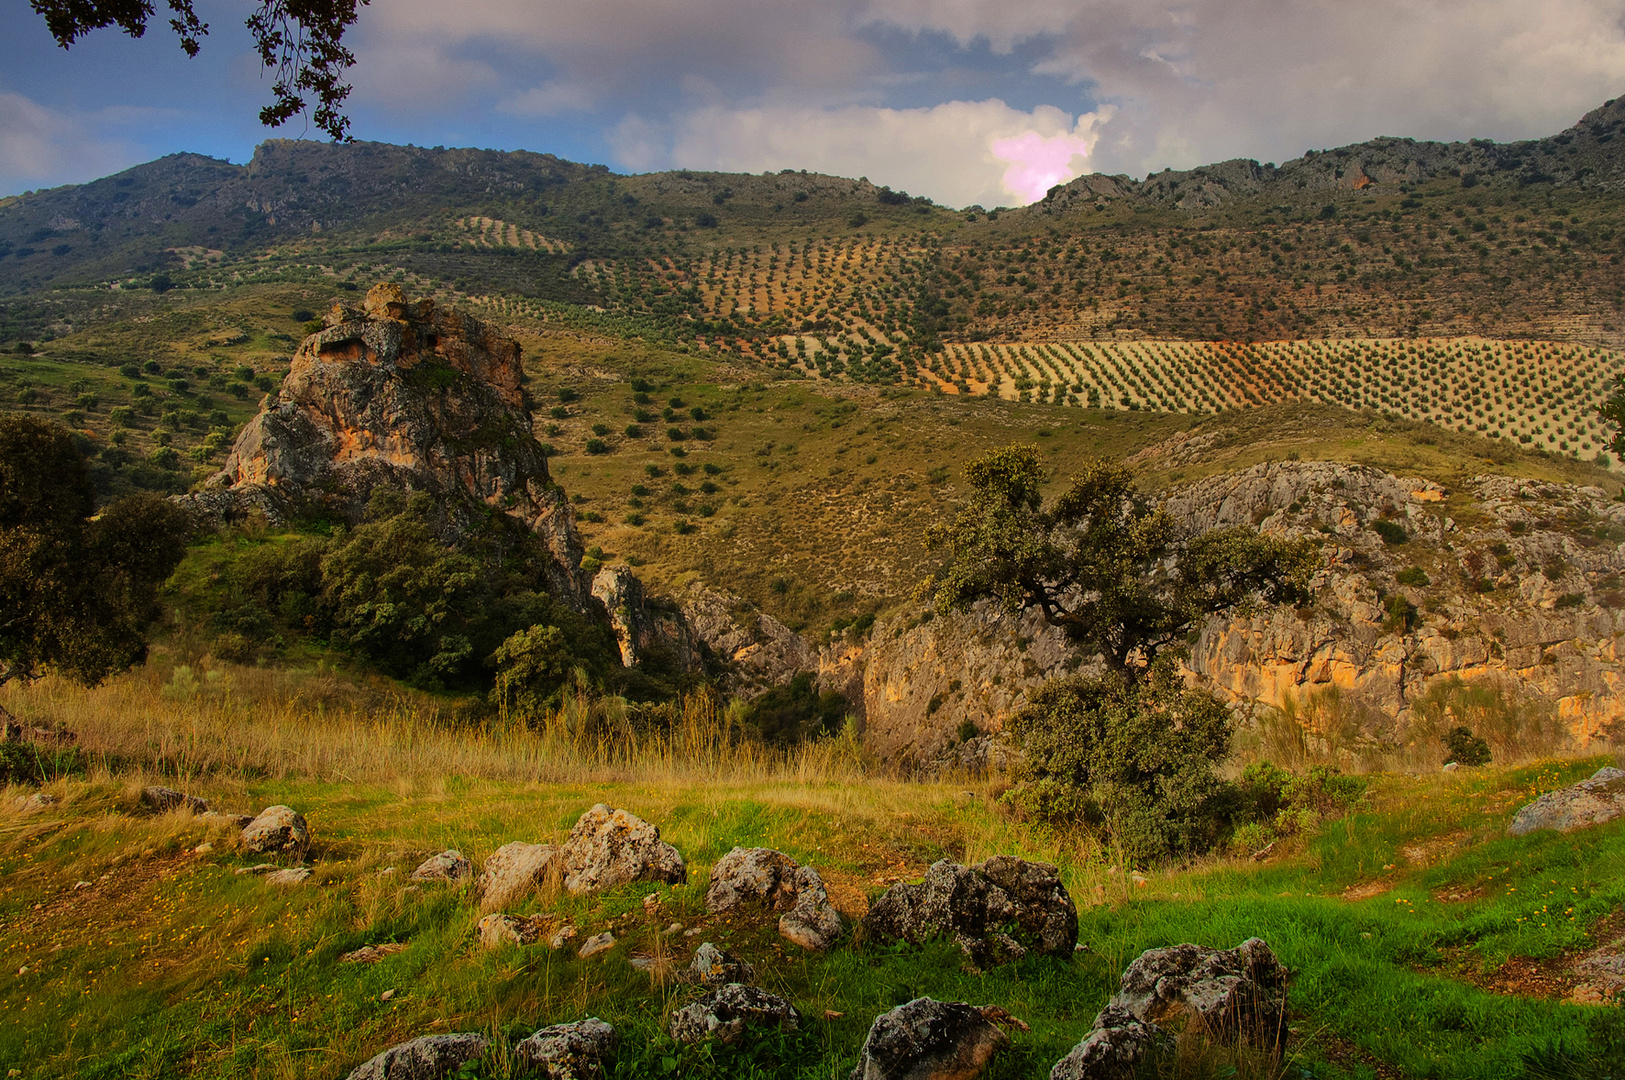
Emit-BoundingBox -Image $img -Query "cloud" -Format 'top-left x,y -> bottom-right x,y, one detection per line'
624,99 -> 1104,208
861,0 -> 1625,177
0,91 -> 150,195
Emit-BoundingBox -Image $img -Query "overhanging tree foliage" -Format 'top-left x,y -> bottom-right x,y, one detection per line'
0,416 -> 193,686
928,447 -> 1319,673
29,0 -> 368,140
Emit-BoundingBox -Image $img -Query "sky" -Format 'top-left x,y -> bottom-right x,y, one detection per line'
4,0 -> 1625,208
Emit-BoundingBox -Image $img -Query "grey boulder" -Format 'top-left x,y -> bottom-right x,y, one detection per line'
344,1033 -> 490,1080
477,841 -> 559,911
705,846 -> 844,950
478,913 -> 540,949
562,804 -> 686,894
1509,767 -> 1625,836
689,941 -> 756,986
241,806 -> 310,857
514,1017 -> 618,1079
1110,938 -> 1288,1044
669,983 -> 801,1045
1049,1004 -> 1173,1080
861,857 -> 1077,967
141,786 -> 209,814
410,850 -> 474,884
849,997 -> 1010,1080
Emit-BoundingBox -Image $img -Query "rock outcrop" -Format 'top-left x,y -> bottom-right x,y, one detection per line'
193,283 -> 590,606
862,857 -> 1077,968
669,984 -> 801,1045
561,805 -> 686,894
845,461 -> 1625,765
849,998 -> 1010,1080
1508,767 -> 1625,835
681,585 -> 818,697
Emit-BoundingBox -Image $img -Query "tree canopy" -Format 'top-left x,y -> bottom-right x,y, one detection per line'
0,416 -> 194,685
29,0 -> 368,140
927,446 -> 1319,675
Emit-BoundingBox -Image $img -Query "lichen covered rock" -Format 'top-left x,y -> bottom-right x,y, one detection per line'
861,857 -> 1077,967
1110,938 -> 1288,1044
344,1032 -> 490,1080
561,804 -> 686,894
1509,767 -> 1625,836
669,984 -> 801,1045
848,998 -> 1010,1080
477,841 -> 559,910
241,805 -> 310,857
514,1017 -> 618,1079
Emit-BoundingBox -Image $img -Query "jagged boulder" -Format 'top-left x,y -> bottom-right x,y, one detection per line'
1110,938 -> 1288,1044
478,913 -> 541,949
849,998 -> 1010,1080
514,1018 -> 618,1079
344,1032 -> 490,1080
240,806 -> 310,857
705,846 -> 844,950
1049,1004 -> 1173,1080
1509,767 -> 1625,836
669,984 -> 801,1045
140,786 -> 209,814
561,805 -> 686,894
410,850 -> 474,885
477,841 -> 559,910
861,857 -> 1077,967
689,942 -> 755,986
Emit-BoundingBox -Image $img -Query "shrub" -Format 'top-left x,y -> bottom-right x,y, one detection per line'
584,438 -> 609,455
1396,566 -> 1431,587
1443,724 -> 1491,766
1372,519 -> 1408,545
741,671 -> 847,745
1005,662 -> 1233,863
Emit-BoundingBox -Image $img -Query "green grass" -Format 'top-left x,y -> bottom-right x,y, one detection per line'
3,745 -> 1624,1079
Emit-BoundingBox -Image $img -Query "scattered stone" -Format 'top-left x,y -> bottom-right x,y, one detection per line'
689,942 -> 755,986
669,984 -> 801,1045
550,925 -> 578,949
410,850 -> 474,885
683,928 -> 701,938
1049,1004 -> 1174,1080
200,811 -> 255,830
477,841 -> 559,911
848,997 -> 1010,1080
514,1017 -> 618,1079
265,867 -> 312,886
665,922 -> 684,935
344,1032 -> 489,1080
378,867 -> 397,878
478,913 -> 540,949
14,792 -> 56,815
1509,767 -> 1625,836
577,932 -> 615,959
73,880 -> 91,890
1442,761 -> 1460,773
1110,938 -> 1288,1045
562,804 -> 686,895
235,864 -> 279,876
342,943 -> 409,964
705,847 -> 843,950
861,857 -> 1078,968
241,806 -> 310,858
380,989 -> 397,1001
193,842 -> 214,855
141,786 -> 209,815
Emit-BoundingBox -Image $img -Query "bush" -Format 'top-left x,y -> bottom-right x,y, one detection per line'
1372,519 -> 1408,545
1005,662 -> 1234,864
1443,725 -> 1491,766
741,672 -> 847,745
0,742 -> 87,785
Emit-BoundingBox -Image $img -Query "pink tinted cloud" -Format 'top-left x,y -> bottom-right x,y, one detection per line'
991,128 -> 1094,203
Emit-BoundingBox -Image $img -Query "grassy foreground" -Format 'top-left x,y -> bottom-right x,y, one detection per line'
2,668 -> 1624,1079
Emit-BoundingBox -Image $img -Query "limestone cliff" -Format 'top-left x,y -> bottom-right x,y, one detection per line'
193,284 -> 590,606
839,461 -> 1625,766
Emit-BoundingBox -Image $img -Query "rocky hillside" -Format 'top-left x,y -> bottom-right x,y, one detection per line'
834,461 -> 1625,767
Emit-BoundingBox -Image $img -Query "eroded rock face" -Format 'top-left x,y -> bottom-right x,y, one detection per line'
848,998 -> 1010,1080
344,1032 -> 490,1080
561,804 -> 686,895
862,858 -> 1077,968
680,585 -> 817,697
241,806 -> 310,857
477,841 -> 559,911
1509,767 -> 1625,835
847,461 -> 1625,765
1048,1004 -> 1173,1080
592,567 -> 698,670
1110,938 -> 1288,1044
514,1018 -> 618,1079
669,984 -> 801,1045
194,283 -> 588,607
